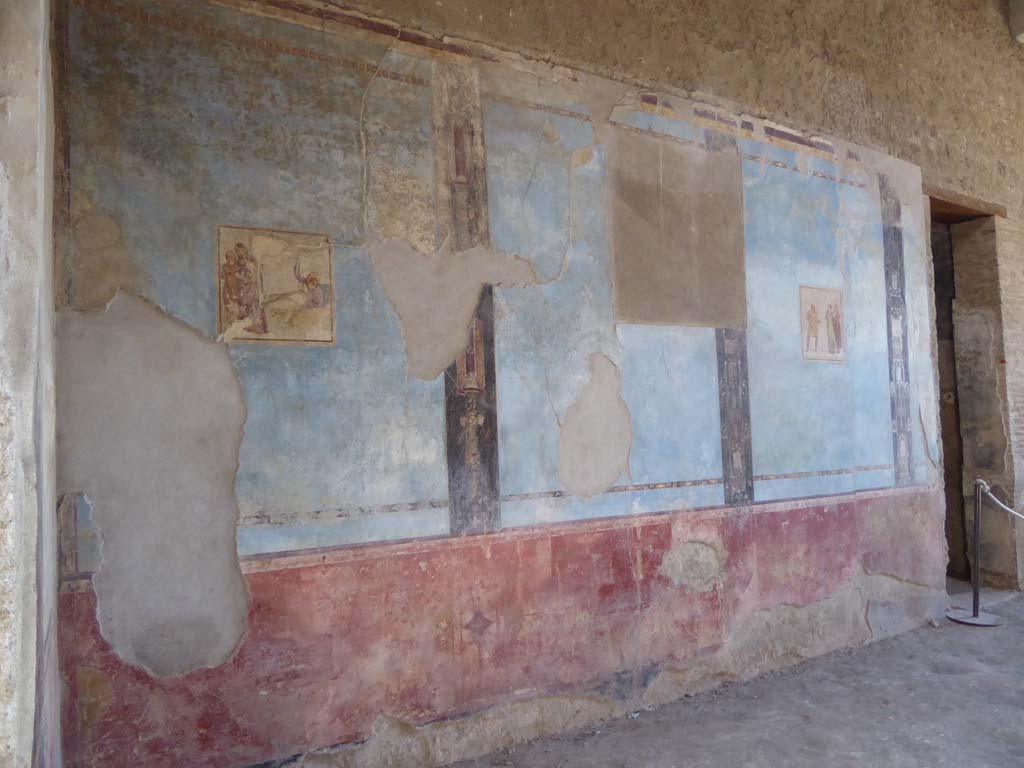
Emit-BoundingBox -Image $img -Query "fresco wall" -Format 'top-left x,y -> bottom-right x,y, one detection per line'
55,0 -> 946,765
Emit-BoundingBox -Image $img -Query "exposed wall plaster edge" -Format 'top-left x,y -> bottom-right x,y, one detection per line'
57,290 -> 252,679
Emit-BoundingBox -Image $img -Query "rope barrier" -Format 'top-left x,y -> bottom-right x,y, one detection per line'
978,480 -> 1024,522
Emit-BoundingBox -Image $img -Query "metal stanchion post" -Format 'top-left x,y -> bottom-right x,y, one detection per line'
973,478 -> 982,618
947,478 -> 1002,627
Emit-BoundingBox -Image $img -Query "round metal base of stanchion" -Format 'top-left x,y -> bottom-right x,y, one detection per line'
946,608 -> 1002,627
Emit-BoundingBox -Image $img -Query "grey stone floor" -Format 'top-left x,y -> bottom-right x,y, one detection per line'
456,591 -> 1024,768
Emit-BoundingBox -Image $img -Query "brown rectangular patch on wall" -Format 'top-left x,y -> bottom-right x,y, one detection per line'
610,126 -> 746,328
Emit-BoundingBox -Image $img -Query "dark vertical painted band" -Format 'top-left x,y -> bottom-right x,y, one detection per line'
434,66 -> 501,535
445,286 -> 500,534
53,0 -> 73,307
879,174 -> 913,485
707,129 -> 753,505
716,328 -> 754,504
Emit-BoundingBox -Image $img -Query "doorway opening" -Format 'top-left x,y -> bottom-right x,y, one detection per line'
927,188 -> 1002,581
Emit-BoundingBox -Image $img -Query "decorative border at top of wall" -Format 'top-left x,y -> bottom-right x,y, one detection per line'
73,0 -> 873,192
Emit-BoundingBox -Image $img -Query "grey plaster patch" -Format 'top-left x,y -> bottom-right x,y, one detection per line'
57,292 -> 247,677
659,540 -> 722,591
368,235 -> 538,380
557,354 -> 632,499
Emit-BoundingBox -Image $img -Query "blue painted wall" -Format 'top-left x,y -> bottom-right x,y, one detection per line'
740,142 -> 895,500
68,0 -> 448,555
66,0 -> 937,558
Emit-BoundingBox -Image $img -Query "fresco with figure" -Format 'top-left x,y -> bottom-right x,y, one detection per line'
217,226 -> 334,344
801,286 -> 845,362
54,0 -> 945,765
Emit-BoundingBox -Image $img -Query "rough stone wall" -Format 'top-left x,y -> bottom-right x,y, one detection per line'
334,0 -> 1024,219
0,0 -> 57,764
994,216 -> 1024,585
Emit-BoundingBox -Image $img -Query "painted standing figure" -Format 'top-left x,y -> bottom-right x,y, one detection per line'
825,304 -> 837,353
221,247 -> 243,321
831,303 -> 843,354
221,242 -> 268,334
805,304 -> 820,352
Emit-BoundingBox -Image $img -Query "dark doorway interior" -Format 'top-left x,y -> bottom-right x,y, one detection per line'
927,187 -> 1008,582
929,218 -> 969,578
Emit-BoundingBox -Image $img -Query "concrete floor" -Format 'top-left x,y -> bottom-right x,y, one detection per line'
946,576 -> 1018,611
457,592 -> 1024,768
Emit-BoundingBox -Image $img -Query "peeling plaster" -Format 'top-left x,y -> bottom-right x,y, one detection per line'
57,292 -> 247,677
557,354 -> 632,498
296,696 -> 616,768
643,567 -> 943,712
729,569 -> 941,665
368,235 -> 538,379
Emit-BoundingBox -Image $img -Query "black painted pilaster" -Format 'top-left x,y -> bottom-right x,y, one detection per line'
880,174 -> 913,485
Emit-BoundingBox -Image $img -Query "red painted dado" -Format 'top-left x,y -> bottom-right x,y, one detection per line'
59,488 -> 945,767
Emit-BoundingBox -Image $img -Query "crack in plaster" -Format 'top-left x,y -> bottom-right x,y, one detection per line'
919,404 -> 939,469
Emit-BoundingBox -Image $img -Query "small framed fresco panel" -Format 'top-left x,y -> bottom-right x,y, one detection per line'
800,285 -> 845,362
217,225 -> 333,344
